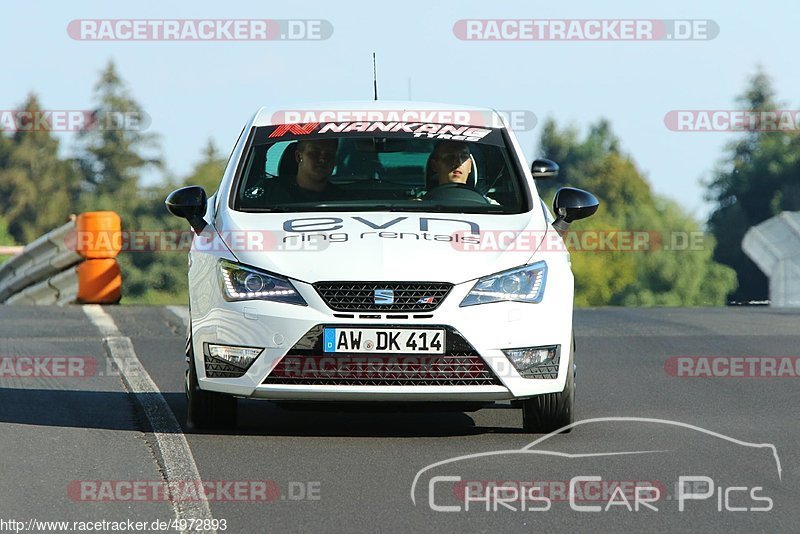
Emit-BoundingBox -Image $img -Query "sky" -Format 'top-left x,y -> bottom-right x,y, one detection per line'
2,0 -> 799,223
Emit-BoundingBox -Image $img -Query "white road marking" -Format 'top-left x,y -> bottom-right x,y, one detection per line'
83,305 -> 216,533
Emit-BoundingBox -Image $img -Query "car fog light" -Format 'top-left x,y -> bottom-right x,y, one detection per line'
503,345 -> 559,375
207,344 -> 263,370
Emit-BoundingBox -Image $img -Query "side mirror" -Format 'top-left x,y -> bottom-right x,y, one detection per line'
531,158 -> 559,179
165,186 -> 207,233
552,187 -> 599,231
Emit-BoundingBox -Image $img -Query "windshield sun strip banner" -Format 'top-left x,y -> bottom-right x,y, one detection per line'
252,122 -> 505,146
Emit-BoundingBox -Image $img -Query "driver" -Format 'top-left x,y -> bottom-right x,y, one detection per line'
294,138 -> 339,195
429,141 -> 473,186
426,140 -> 498,204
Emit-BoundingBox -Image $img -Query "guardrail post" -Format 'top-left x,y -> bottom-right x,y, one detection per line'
77,259 -> 121,304
0,211 -> 124,305
75,211 -> 122,304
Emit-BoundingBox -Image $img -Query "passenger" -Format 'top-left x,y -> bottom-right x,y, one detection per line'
247,139 -> 341,205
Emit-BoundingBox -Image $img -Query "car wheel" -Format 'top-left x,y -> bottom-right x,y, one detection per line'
521,344 -> 575,434
185,337 -> 238,430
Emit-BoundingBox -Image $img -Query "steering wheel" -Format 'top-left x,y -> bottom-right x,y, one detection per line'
422,183 -> 490,205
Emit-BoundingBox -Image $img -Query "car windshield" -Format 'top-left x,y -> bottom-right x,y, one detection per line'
232,121 -> 529,214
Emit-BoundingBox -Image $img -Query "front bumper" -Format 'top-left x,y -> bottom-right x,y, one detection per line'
250,385 -> 512,402
189,254 -> 574,401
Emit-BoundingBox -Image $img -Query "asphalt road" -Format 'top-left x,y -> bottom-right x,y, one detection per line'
1,305 -> 798,533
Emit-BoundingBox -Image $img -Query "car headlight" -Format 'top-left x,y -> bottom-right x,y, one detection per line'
219,260 -> 307,305
460,261 -> 547,306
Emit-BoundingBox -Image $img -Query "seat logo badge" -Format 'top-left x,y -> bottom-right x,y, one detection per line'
374,289 -> 394,305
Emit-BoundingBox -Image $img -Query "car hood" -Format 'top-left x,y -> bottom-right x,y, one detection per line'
214,210 -> 549,284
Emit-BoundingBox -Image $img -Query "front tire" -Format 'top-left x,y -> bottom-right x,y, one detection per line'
185,339 -> 238,430
521,345 -> 575,434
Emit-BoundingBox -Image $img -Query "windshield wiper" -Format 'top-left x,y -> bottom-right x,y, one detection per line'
238,207 -> 291,213
399,204 -> 508,214
238,204 -> 507,214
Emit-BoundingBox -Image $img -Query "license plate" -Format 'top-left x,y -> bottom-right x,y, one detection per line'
323,328 -> 445,354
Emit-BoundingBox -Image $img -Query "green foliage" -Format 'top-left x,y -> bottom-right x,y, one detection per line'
568,207 -> 637,307
0,216 -> 15,245
539,119 -> 737,306
706,69 -> 800,302
75,61 -> 162,212
0,94 -> 81,244
115,183 -> 191,304
614,199 -> 737,306
0,215 -> 17,265
185,139 -> 226,193
72,61 -> 189,304
121,141 -> 227,304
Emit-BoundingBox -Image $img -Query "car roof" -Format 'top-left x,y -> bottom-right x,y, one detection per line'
252,100 -> 504,128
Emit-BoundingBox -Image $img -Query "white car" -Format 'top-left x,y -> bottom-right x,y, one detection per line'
166,101 -> 598,432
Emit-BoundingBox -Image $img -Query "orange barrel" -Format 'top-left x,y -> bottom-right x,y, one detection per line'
77,259 -> 122,304
75,211 -> 122,259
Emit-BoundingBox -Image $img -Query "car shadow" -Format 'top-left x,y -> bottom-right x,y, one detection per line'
0,387 -> 153,432
0,387 -> 524,437
231,399 -> 523,437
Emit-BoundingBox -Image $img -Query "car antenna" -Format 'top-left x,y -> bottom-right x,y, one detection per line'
372,52 -> 379,101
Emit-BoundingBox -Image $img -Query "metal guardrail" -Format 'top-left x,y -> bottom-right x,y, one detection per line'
0,212 -> 122,305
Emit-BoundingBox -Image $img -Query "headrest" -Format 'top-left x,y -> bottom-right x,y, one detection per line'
278,141 -> 299,178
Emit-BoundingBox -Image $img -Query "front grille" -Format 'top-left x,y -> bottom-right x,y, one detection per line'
265,353 -> 498,386
313,281 -> 452,312
263,325 -> 501,386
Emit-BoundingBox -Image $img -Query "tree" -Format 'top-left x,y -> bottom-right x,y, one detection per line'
75,60 -> 161,213
706,69 -> 800,302
113,181 -> 190,304
0,94 -> 81,243
0,215 -> 16,245
117,141 -> 230,303
74,61 -> 169,302
538,118 -> 737,306
184,139 -> 226,193
615,199 -> 738,306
